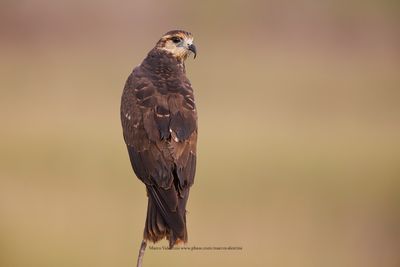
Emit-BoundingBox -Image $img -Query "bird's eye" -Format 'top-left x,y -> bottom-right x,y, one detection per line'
171,37 -> 181,44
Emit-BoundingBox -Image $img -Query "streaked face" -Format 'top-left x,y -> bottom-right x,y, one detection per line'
157,31 -> 197,60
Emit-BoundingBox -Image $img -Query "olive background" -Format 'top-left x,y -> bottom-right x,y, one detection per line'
1,1 -> 399,266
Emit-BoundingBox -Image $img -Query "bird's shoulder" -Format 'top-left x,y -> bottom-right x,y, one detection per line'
123,60 -> 196,113
121,57 -> 197,142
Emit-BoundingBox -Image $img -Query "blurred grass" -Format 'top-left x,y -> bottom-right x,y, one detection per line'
1,0 -> 400,266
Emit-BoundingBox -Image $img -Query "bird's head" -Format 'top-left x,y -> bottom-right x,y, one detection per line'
156,30 -> 197,61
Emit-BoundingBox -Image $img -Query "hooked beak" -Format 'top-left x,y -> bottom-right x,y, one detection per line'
188,44 -> 197,59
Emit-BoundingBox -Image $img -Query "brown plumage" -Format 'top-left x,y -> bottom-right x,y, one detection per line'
120,30 -> 197,249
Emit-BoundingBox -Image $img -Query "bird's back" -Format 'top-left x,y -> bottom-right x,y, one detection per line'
121,47 -> 197,247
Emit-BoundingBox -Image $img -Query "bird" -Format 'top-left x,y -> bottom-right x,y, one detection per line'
120,30 -> 198,266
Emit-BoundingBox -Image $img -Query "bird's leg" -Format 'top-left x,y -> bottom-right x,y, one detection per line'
136,239 -> 147,267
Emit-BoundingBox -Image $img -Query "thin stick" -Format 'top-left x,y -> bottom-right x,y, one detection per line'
136,239 -> 147,267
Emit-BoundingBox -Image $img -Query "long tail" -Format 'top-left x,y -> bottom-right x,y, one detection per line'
144,185 -> 189,248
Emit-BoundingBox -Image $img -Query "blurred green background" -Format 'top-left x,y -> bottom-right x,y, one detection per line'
1,0 -> 400,266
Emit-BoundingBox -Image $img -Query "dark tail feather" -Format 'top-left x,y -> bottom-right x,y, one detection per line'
144,185 -> 189,248
144,195 -> 166,243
